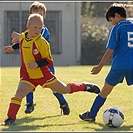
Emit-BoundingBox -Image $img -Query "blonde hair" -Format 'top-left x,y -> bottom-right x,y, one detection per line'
27,13 -> 44,25
29,1 -> 47,16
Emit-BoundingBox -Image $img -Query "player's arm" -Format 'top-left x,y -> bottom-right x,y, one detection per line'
91,48 -> 114,74
4,42 -> 19,53
36,59 -> 49,67
39,40 -> 53,66
27,59 -> 50,69
4,46 -> 14,53
12,42 -> 19,49
12,31 -> 20,43
27,39 -> 53,69
27,54 -> 53,69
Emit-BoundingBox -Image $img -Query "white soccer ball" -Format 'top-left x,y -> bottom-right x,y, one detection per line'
102,106 -> 124,128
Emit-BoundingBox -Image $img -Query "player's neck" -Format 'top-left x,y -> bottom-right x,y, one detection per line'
120,17 -> 126,21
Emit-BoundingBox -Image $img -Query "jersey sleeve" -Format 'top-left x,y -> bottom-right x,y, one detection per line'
41,26 -> 50,43
36,38 -> 53,66
106,26 -> 119,50
12,32 -> 26,49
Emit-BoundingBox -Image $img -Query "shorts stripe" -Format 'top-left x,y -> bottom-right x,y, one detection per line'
42,78 -> 58,88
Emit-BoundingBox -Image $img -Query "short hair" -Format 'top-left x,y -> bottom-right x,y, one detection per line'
29,1 -> 47,16
27,13 -> 44,25
106,3 -> 127,21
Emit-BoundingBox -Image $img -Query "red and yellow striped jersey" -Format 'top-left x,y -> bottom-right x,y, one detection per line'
19,30 -> 53,79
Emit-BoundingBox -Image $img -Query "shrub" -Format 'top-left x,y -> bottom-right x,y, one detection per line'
81,16 -> 110,65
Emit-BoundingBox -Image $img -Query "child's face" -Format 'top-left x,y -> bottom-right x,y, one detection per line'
108,13 -> 121,26
31,9 -> 45,19
27,20 -> 42,38
108,17 -> 119,26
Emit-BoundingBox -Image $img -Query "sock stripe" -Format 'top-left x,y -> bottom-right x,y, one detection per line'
11,97 -> 22,105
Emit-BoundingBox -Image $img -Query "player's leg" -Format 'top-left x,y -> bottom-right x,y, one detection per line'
49,66 -> 70,115
79,70 -> 124,122
46,79 -> 100,94
2,82 -> 34,126
46,80 -> 100,116
53,91 -> 70,115
25,92 -> 35,114
79,82 -> 113,122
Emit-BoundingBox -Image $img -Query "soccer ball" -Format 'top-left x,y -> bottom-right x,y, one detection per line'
102,106 -> 124,128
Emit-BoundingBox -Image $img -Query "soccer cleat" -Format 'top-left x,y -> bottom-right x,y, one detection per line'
60,102 -> 70,115
1,117 -> 15,126
25,103 -> 35,114
84,82 -> 100,94
79,111 -> 95,122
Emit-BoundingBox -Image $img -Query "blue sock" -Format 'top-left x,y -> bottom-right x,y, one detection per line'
26,92 -> 34,104
49,66 -> 67,106
53,92 -> 66,106
89,94 -> 106,118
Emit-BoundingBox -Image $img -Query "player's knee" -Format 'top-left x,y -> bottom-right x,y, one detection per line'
100,90 -> 110,98
65,85 -> 71,94
57,85 -> 70,94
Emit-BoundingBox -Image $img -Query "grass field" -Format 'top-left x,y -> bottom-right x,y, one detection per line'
0,66 -> 133,132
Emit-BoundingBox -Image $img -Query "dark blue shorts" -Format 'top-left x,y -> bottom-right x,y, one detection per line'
105,69 -> 133,86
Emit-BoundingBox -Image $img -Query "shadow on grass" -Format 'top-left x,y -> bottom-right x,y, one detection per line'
1,116 -> 133,132
79,120 -> 133,132
1,115 -> 85,132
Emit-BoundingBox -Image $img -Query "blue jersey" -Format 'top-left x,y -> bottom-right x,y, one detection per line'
41,25 -> 55,74
41,25 -> 50,43
106,20 -> 133,70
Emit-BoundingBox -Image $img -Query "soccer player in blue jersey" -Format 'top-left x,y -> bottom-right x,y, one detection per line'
11,1 -> 70,115
79,3 -> 133,122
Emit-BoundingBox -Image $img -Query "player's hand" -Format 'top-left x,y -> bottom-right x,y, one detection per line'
4,46 -> 14,52
27,62 -> 38,69
11,31 -> 20,43
91,65 -> 102,75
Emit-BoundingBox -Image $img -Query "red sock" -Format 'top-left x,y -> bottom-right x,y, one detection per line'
7,97 -> 22,120
68,82 -> 86,93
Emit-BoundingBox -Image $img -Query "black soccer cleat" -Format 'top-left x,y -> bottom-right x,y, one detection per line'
25,103 -> 35,114
79,111 -> 95,122
60,102 -> 70,115
1,117 -> 15,126
83,82 -> 100,94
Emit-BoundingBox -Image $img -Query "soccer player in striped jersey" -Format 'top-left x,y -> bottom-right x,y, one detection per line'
11,1 -> 70,115
79,3 -> 133,122
2,13 -> 100,125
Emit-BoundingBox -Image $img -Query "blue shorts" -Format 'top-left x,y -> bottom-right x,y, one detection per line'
49,66 -> 55,74
105,69 -> 133,86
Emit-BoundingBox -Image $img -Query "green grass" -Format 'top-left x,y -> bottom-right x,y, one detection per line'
0,66 -> 133,132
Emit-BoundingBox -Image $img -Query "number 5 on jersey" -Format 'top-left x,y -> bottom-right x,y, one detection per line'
128,32 -> 133,48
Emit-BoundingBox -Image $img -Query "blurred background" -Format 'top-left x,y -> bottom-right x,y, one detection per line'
0,1 -> 133,66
